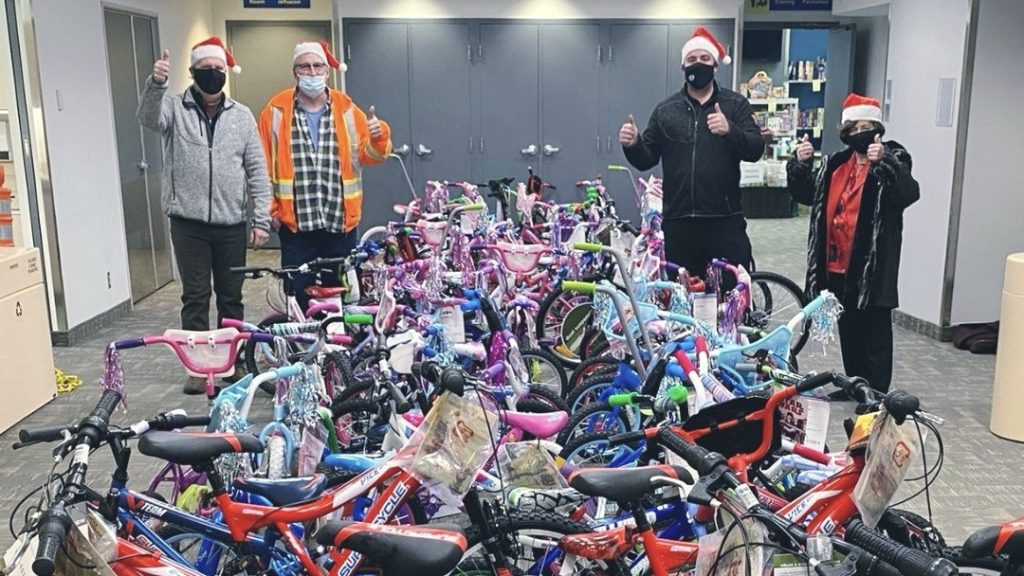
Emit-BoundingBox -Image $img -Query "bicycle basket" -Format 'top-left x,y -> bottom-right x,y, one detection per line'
682,395 -> 782,461
162,328 -> 240,377
417,219 -> 448,247
495,242 -> 549,274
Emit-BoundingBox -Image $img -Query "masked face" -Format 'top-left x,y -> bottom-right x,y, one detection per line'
841,128 -> 881,154
192,67 -> 226,96
297,74 -> 327,98
684,62 -> 715,90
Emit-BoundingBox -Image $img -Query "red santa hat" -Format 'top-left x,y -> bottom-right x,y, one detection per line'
293,40 -> 347,72
681,26 -> 732,66
191,37 -> 240,74
841,93 -> 883,125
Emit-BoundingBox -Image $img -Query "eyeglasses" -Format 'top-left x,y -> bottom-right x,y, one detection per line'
294,63 -> 328,75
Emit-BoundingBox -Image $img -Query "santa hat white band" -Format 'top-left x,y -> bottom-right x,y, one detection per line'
293,41 -> 347,71
681,36 -> 731,66
191,45 -> 227,67
841,104 -> 883,124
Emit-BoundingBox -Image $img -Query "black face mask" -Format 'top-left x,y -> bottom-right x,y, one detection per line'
841,129 -> 881,154
192,68 -> 226,96
684,63 -> 715,90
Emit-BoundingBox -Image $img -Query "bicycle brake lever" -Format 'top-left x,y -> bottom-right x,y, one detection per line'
913,410 -> 945,427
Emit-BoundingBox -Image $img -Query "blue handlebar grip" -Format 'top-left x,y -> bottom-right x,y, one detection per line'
274,363 -> 306,379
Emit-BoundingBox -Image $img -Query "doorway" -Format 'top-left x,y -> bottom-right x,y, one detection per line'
103,8 -> 173,302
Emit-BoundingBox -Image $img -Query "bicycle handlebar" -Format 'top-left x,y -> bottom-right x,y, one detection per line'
844,520 -> 958,576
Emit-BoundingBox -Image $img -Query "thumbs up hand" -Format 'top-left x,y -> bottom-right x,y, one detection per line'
153,49 -> 170,85
619,114 -> 639,147
866,133 -> 884,163
795,133 -> 815,162
707,102 -> 730,136
367,105 -> 383,139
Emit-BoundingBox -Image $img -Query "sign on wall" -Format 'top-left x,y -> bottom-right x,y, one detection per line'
748,0 -> 833,11
243,0 -> 311,8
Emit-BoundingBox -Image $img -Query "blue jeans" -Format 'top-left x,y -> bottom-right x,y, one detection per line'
278,227 -> 357,312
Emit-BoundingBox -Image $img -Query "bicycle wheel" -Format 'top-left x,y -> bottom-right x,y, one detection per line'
157,527 -> 235,574
565,373 -> 617,414
536,287 -> 594,366
569,356 -> 618,391
331,398 -> 388,452
556,401 -> 635,447
521,347 -> 569,398
454,510 -> 628,576
747,271 -> 811,359
559,431 -> 643,470
244,313 -> 308,395
938,547 -> 1009,576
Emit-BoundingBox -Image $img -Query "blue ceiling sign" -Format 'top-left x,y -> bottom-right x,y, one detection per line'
243,0 -> 311,8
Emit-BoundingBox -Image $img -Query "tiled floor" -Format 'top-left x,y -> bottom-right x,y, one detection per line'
0,215 -> 1018,551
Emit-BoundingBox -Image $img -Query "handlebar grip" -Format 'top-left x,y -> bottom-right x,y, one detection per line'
155,413 -> 213,431
796,371 -> 836,393
250,332 -> 276,344
412,361 -> 444,385
460,299 -> 482,312
666,385 -> 689,406
607,164 -> 627,171
561,281 -> 596,294
93,389 -> 122,423
655,428 -> 734,483
344,313 -> 375,326
572,241 -> 604,253
462,203 -> 486,211
837,374 -> 874,403
844,520 -> 958,576
882,390 -> 920,423
608,393 -> 636,407
269,321 -> 321,336
114,337 -> 146,350
386,379 -> 412,414
19,423 -> 75,444
607,430 -> 648,446
274,363 -> 307,380
32,506 -> 71,576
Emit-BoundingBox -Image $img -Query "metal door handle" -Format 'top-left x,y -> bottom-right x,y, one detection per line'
543,144 -> 560,156
416,143 -> 433,157
137,161 -> 148,170
521,144 -> 538,157
393,144 -> 410,157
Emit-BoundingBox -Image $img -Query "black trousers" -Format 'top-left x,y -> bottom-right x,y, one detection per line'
662,214 -> 753,278
828,274 -> 894,393
169,217 -> 247,331
278,227 -> 358,311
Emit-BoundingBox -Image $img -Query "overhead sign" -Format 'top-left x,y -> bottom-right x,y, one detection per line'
243,0 -> 310,8
748,0 -> 833,11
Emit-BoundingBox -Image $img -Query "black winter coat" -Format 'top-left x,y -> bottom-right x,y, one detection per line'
787,141 -> 920,310
623,82 -> 765,219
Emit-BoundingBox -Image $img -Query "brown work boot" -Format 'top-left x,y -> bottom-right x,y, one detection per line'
183,376 -> 207,395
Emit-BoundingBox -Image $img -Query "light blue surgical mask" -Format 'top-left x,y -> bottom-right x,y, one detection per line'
297,74 -> 327,98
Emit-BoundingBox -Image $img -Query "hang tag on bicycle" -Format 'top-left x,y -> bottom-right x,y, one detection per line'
343,267 -> 360,304
696,514 -> 769,576
2,531 -> 38,576
298,426 -> 328,477
498,442 -> 568,490
439,305 -> 466,343
852,411 -> 920,529
692,293 -> 719,332
779,396 -> 831,452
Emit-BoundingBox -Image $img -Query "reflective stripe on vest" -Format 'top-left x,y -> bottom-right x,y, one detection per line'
341,108 -> 362,199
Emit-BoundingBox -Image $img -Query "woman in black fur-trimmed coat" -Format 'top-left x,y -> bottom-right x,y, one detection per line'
787,94 -> 920,394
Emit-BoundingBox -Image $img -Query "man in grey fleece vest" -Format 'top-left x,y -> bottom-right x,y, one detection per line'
137,37 -> 270,394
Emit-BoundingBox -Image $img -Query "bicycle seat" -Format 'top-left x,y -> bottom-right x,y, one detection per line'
137,431 -> 263,466
501,410 -> 568,439
568,465 -> 694,504
963,518 -> 1024,559
234,474 -> 327,506
315,520 -> 466,576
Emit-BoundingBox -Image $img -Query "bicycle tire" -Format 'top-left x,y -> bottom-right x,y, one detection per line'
520,347 -> 569,398
569,356 -> 618,391
565,372 -> 617,414
457,510 -> 628,576
244,313 -> 304,395
322,350 -> 358,401
878,509 -> 947,555
330,397 -> 388,453
938,547 -> 1008,576
517,385 -> 570,415
558,430 -> 644,470
747,270 -> 811,358
535,286 -> 593,367
556,401 -> 635,447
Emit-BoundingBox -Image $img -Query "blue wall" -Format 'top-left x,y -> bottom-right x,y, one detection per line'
788,28 -> 828,63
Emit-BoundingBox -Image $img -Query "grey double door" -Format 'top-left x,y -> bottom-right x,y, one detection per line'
343,19 -> 734,228
104,9 -> 173,302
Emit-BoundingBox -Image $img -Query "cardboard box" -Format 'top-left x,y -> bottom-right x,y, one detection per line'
0,247 -> 42,295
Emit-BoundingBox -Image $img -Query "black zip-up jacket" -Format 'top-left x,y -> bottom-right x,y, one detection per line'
623,82 -> 765,219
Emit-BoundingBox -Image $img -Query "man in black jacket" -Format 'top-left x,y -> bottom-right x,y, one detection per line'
620,27 -> 764,278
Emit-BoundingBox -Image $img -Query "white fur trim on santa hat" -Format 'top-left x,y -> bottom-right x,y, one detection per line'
293,41 -> 347,72
681,36 -> 732,66
841,103 -> 883,124
191,44 -> 241,74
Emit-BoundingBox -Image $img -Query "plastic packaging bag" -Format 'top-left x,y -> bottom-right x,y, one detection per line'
853,411 -> 921,528
497,442 -> 567,490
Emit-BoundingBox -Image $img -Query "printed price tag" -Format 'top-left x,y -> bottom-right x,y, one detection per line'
440,305 -> 466,343
344,268 -> 360,304
767,98 -> 778,113
692,293 -> 718,332
812,79 -> 822,92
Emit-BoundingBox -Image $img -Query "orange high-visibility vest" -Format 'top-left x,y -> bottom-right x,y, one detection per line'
258,88 -> 391,233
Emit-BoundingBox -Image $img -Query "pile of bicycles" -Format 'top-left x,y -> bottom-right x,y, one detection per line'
4,167 -> 1017,576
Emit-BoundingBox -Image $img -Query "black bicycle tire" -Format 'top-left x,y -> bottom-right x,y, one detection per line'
330,397 -> 388,453
556,401 -> 633,447
939,547 -> 1007,575
747,270 -> 811,357
569,356 -> 619,391
565,372 -> 617,414
535,286 -> 592,367
243,313 -> 291,394
518,385 -> 570,415
520,347 -> 569,399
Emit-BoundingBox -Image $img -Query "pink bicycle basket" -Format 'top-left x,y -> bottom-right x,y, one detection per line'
495,242 -> 550,274
417,219 -> 447,247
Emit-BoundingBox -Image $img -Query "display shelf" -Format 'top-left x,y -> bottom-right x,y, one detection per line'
749,98 -> 800,106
